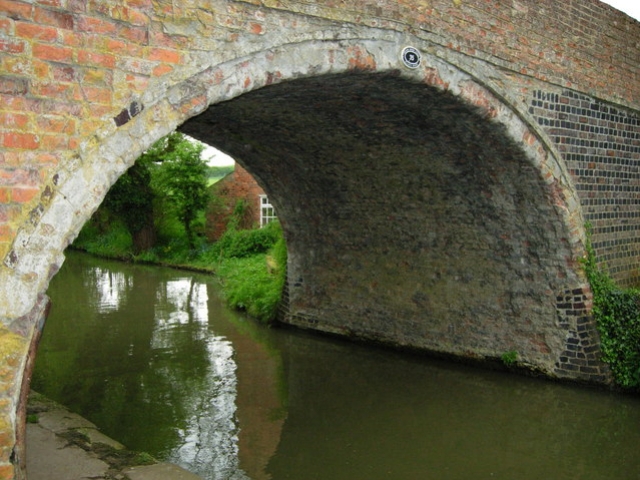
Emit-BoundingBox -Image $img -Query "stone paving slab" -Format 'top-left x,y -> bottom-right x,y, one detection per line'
124,463 -> 204,480
36,409 -> 98,433
75,426 -> 126,450
26,423 -> 111,480
26,391 -> 204,480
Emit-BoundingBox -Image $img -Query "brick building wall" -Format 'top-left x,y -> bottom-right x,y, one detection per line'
206,163 -> 266,240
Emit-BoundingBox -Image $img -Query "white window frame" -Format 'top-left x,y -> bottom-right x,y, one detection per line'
259,195 -> 277,227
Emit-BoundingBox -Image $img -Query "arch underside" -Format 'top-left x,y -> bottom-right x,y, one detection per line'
182,71 -> 580,372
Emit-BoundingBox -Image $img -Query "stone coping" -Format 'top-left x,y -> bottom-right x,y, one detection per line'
26,391 -> 202,480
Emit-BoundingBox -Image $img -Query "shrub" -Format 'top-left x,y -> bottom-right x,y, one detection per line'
214,222 -> 287,324
205,220 -> 282,261
74,219 -> 133,259
72,190 -> 288,325
216,253 -> 283,323
583,224 -> 640,389
596,289 -> 640,388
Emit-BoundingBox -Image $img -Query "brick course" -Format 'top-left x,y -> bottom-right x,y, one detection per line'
529,89 -> 640,285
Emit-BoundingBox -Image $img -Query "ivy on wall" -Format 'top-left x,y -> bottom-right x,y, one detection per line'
582,224 -> 640,390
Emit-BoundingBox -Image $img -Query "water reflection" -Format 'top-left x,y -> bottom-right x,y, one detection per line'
33,252 -> 278,479
172,335 -> 244,479
91,268 -> 132,312
33,251 -> 640,480
151,277 -> 246,478
268,334 -> 640,479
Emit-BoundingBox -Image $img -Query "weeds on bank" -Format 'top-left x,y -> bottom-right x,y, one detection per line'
501,350 -> 518,367
208,221 -> 287,324
74,219 -> 133,260
582,224 -> 640,390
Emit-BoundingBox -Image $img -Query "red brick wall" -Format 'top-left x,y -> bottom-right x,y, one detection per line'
265,0 -> 640,107
0,0 -> 638,262
206,164 -> 265,240
0,0 -> 637,277
0,0 -> 168,261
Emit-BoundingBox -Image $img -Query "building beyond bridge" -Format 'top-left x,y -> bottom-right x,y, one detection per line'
0,1 -> 639,478
206,163 -> 277,240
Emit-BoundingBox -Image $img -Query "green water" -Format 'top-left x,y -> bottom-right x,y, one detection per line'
33,251 -> 640,479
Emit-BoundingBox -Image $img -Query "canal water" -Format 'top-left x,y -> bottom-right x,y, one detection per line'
33,251 -> 640,480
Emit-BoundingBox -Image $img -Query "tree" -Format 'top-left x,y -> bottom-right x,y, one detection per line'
151,132 -> 210,249
103,155 -> 156,253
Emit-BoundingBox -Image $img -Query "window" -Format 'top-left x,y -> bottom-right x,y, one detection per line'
260,195 -> 277,227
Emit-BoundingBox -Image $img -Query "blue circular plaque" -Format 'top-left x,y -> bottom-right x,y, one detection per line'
401,46 -> 421,69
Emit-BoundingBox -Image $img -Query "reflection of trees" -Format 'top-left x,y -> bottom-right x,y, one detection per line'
34,251 -> 289,480
166,335 -> 245,479
34,252 -> 213,455
203,283 -> 287,480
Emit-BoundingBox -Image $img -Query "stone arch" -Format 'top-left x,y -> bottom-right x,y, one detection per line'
171,37 -> 594,377
8,36 -> 589,361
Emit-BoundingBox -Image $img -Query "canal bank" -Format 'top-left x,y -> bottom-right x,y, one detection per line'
26,391 -> 202,480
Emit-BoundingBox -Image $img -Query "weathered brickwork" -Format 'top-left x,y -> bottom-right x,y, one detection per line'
258,0 -> 640,107
182,70 -> 597,385
529,90 -> 640,286
0,1 -> 639,478
554,286 -> 609,382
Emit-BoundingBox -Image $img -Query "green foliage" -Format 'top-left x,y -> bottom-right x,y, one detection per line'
135,249 -> 159,263
132,452 -> 156,466
103,159 -> 155,235
581,225 -> 616,299
222,198 -> 255,232
71,131 -> 287,325
74,219 -> 133,259
596,290 -> 640,388
501,351 -> 518,367
74,218 -> 101,247
206,220 -> 282,261
211,221 -> 287,324
582,224 -> 640,389
80,132 -> 210,254
271,233 -> 288,277
151,132 -> 210,248
154,209 -> 185,242
215,254 -> 282,323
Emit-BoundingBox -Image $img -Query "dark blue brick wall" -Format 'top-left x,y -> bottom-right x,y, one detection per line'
530,90 -> 640,286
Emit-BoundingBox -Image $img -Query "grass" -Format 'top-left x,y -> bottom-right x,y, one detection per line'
205,221 -> 286,323
215,254 -> 283,323
501,351 -> 518,367
73,219 -> 133,260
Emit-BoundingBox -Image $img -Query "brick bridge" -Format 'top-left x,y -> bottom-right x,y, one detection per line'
1,0 -> 640,477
